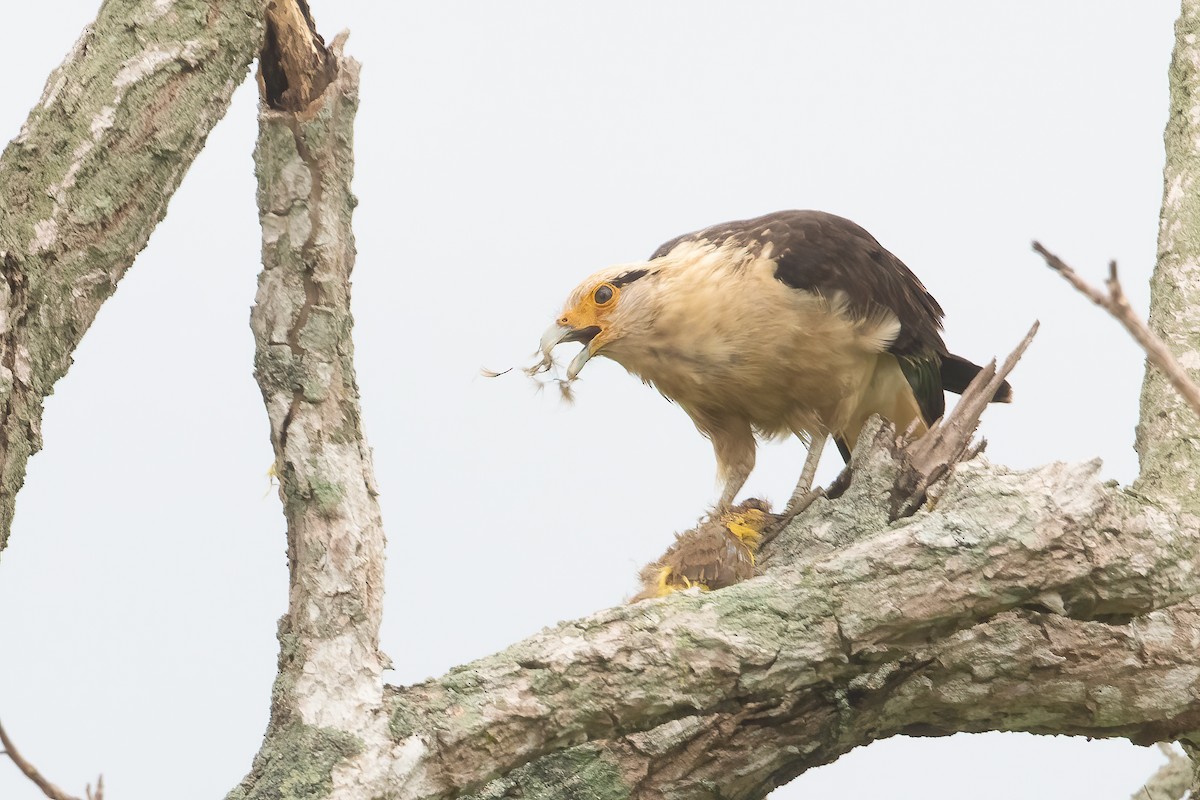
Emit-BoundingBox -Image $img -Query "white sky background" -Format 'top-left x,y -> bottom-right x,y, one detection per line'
0,1 -> 1184,797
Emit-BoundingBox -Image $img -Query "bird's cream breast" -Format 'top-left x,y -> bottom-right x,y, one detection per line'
604,247 -> 902,439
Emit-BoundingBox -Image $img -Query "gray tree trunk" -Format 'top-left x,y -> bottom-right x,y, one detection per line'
3,1 -> 1200,799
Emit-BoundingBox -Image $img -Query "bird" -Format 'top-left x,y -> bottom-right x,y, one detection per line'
539,210 -> 1011,513
631,499 -> 774,602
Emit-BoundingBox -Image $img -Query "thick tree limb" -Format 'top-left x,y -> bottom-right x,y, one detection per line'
230,9 -> 392,800
373,432 -> 1200,799
468,602 -> 1200,800
0,0 -> 265,555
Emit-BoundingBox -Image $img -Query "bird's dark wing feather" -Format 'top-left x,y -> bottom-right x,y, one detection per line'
653,210 -> 950,426
940,353 -> 1013,403
652,211 -> 946,356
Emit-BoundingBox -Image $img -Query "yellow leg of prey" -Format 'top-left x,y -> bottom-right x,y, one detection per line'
785,435 -> 826,515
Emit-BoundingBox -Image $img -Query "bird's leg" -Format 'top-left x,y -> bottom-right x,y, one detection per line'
715,474 -> 747,512
785,434 -> 827,515
710,422 -> 756,515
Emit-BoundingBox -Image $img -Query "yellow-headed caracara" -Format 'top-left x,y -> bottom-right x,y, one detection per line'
541,210 -> 1011,513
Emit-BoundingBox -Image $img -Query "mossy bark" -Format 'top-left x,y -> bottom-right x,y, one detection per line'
1137,0 -> 1200,515
0,0 -> 265,555
380,434 -> 1200,799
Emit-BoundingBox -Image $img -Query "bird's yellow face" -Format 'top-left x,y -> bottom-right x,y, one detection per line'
541,274 -> 637,379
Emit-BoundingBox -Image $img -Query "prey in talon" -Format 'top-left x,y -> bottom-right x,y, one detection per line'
539,210 -> 1013,515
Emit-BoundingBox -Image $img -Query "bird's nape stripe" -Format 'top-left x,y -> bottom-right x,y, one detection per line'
611,268 -> 651,287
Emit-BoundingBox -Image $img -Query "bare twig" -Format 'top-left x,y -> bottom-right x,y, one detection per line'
0,718 -> 82,800
1034,241 -> 1200,418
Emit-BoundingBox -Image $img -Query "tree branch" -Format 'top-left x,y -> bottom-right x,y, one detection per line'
0,0 -> 265,555
0,718 -> 91,800
230,5 -> 393,799
468,602 -> 1200,799
375,438 -> 1200,799
1034,243 -> 1200,419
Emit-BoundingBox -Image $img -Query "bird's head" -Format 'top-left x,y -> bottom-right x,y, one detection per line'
540,265 -> 655,379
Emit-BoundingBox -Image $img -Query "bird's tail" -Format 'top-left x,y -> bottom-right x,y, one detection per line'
941,353 -> 1013,403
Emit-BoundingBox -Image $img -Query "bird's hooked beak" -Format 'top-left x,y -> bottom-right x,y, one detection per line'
540,323 -> 602,380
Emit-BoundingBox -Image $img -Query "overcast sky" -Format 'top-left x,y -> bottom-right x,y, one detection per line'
0,1 -> 1185,798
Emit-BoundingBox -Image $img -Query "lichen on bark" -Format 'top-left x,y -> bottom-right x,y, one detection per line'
0,0 -> 266,554
1137,1 -> 1200,513
236,14 -> 398,798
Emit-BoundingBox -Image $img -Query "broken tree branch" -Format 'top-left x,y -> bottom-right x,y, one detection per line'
1034,242 -> 1200,418
892,320 -> 1038,519
230,4 -> 394,798
260,0 -> 337,110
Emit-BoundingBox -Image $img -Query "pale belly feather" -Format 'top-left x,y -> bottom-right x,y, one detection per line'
603,253 -> 910,445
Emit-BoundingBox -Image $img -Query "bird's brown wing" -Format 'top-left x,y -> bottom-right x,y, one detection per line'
655,210 -> 947,356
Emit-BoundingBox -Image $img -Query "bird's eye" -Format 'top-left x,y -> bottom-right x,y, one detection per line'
593,284 -> 615,305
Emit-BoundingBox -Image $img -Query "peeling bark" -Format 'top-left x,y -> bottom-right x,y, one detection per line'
0,0 -> 265,554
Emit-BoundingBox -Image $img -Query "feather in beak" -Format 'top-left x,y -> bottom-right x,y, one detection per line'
538,323 -> 600,380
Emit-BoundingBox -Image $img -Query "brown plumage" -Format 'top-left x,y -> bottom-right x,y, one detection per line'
631,500 -> 774,602
540,210 -> 1011,512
